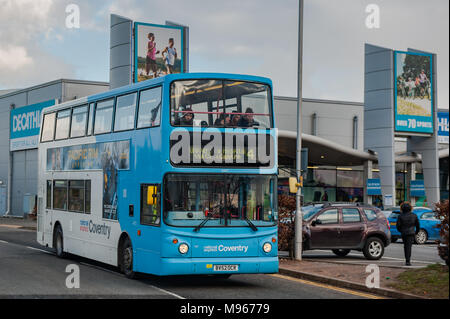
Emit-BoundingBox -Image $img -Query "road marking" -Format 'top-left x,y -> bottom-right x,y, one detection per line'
78,262 -> 185,299
146,284 -> 186,300
270,274 -> 385,299
26,246 -> 54,255
0,240 -> 9,244
79,262 -> 123,276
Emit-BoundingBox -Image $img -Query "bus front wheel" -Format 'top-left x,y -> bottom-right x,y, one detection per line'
121,238 -> 136,279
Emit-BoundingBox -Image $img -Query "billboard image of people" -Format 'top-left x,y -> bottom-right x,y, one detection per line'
394,51 -> 433,134
134,22 -> 183,82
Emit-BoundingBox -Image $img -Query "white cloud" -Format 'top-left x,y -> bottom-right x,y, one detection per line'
0,45 -> 33,71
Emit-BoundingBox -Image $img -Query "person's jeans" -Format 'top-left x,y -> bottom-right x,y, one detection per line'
402,234 -> 415,263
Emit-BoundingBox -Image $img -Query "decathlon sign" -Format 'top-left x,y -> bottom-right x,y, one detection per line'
10,100 -> 56,151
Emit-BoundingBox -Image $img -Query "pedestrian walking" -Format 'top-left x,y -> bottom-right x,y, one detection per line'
396,202 -> 420,266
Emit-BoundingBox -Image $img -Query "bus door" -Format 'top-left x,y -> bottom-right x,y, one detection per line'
134,184 -> 161,269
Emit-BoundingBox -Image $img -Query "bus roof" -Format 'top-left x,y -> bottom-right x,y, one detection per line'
42,73 -> 273,114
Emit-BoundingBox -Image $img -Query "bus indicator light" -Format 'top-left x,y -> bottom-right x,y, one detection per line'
137,230 -> 141,236
172,238 -> 178,244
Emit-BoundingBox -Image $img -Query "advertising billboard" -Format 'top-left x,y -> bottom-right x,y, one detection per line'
437,111 -> 449,144
134,22 -> 184,83
394,51 -> 433,134
10,100 -> 56,151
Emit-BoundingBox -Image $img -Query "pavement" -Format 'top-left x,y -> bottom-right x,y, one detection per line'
0,217 -> 445,299
0,216 -> 37,230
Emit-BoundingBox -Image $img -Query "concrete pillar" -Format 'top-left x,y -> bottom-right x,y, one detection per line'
364,160 -> 373,204
364,44 -> 396,207
110,14 -> 133,90
406,162 -> 417,206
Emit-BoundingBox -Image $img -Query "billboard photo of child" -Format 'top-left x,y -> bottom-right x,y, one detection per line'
135,23 -> 183,82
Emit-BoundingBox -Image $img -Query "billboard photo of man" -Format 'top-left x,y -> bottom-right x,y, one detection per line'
135,22 -> 183,82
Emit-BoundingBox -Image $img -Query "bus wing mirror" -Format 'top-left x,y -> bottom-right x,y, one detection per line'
147,186 -> 157,206
289,177 -> 303,194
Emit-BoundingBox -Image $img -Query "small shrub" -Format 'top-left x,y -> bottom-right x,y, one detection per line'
435,200 -> 449,266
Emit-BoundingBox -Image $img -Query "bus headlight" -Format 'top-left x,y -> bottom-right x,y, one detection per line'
178,243 -> 189,254
263,242 -> 272,253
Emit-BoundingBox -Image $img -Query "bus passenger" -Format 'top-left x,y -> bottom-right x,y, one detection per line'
175,108 -> 194,126
230,112 -> 242,127
238,107 -> 259,127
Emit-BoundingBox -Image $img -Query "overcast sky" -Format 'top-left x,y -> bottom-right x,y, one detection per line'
0,0 -> 448,108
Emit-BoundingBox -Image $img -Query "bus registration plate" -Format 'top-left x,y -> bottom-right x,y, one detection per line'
214,264 -> 239,272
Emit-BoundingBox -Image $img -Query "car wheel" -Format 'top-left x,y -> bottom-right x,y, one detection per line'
331,249 -> 351,257
54,225 -> 66,258
121,238 -> 136,279
415,229 -> 428,245
363,237 -> 384,260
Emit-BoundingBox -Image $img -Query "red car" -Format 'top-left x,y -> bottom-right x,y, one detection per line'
301,203 -> 391,260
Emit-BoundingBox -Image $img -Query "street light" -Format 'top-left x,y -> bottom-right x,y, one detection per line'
294,0 -> 304,261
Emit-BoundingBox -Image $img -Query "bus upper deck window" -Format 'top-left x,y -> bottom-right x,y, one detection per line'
114,93 -> 137,132
55,109 -> 71,140
41,113 -> 56,142
70,105 -> 88,138
137,87 -> 162,128
94,99 -> 114,134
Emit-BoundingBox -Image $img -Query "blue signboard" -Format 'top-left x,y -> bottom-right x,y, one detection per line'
438,112 -> 449,144
10,100 -> 56,151
394,51 -> 434,134
410,180 -> 426,197
367,178 -> 382,195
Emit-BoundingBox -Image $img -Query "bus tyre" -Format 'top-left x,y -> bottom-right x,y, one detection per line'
54,225 -> 66,258
121,238 -> 136,279
363,237 -> 384,260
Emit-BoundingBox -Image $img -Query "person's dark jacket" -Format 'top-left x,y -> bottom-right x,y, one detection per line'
396,211 -> 420,236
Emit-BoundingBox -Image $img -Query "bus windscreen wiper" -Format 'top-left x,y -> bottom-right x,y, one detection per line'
244,216 -> 258,231
193,216 -> 212,232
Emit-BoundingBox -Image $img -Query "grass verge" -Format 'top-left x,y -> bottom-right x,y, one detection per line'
389,264 -> 449,299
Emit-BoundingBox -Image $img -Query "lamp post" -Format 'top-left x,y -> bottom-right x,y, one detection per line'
294,0 -> 304,261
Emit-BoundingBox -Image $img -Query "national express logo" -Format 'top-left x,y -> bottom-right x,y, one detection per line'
169,128 -> 275,167
80,220 -> 112,239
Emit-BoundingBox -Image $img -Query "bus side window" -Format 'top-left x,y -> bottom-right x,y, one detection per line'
137,87 -> 162,128
41,113 -> 56,142
53,180 -> 68,211
85,180 -> 91,214
87,103 -> 94,136
55,109 -> 71,140
94,98 -> 114,134
114,92 -> 137,132
141,184 -> 160,226
46,180 -> 52,209
70,105 -> 88,138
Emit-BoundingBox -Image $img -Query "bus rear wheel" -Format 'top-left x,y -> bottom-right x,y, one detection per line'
121,238 -> 136,279
54,225 -> 66,258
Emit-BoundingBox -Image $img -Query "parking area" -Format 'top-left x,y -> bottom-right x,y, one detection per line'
280,242 -> 443,269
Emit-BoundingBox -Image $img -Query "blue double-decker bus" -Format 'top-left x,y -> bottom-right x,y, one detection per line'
37,73 -> 278,278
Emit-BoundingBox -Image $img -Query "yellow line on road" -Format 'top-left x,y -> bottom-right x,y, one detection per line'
270,274 -> 386,299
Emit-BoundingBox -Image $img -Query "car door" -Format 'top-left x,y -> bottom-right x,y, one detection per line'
419,211 -> 440,240
309,208 -> 341,249
339,208 -> 365,248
